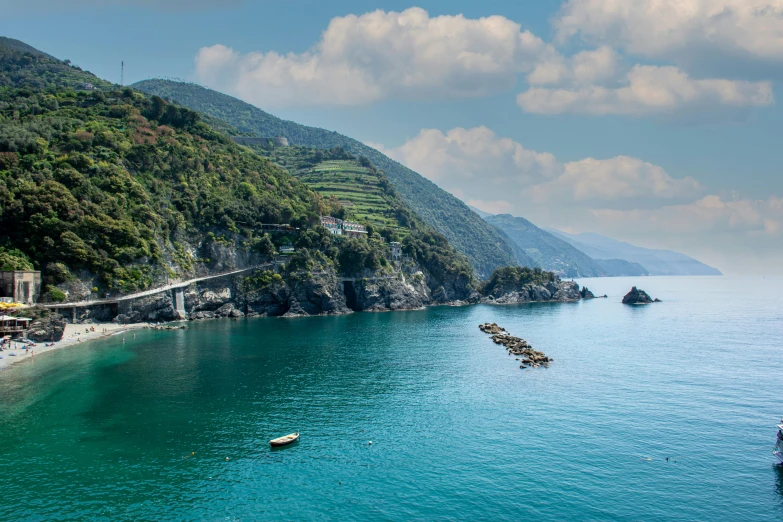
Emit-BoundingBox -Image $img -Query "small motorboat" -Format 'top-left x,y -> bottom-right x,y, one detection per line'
270,432 -> 299,447
775,419 -> 783,465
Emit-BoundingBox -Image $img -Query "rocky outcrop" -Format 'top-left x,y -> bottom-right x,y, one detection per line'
115,293 -> 182,324
353,273 -> 430,312
282,272 -> 351,317
622,286 -> 659,305
580,286 -> 596,299
480,280 -> 584,305
479,323 -> 552,369
26,313 -> 67,342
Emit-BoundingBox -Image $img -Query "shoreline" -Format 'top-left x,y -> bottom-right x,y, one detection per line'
0,289 -> 592,375
0,322 -> 149,374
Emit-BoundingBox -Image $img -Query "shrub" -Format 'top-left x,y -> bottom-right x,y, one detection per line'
46,285 -> 66,302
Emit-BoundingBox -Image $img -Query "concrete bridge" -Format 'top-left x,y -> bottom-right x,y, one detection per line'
43,264 -> 273,320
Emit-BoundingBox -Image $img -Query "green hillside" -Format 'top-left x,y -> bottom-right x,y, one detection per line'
0,42 -> 330,291
132,79 -> 535,277
483,213 -> 609,277
0,39 -> 472,297
243,142 -> 416,236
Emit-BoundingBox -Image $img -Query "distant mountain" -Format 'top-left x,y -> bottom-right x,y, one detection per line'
548,230 -> 722,276
592,259 -> 649,277
483,214 -> 608,277
132,79 -> 532,277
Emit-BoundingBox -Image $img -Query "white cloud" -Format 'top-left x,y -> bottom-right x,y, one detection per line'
518,65 -> 774,116
555,0 -> 783,69
372,126 -> 701,211
373,127 -> 562,199
195,8 -> 550,107
373,126 -> 783,273
531,156 -> 702,203
590,195 -> 783,236
527,46 -> 622,86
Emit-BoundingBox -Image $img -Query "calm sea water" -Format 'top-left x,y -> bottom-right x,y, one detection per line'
1,276 -> 782,521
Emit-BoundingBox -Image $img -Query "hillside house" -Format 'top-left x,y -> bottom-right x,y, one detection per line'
319,216 -> 368,239
0,270 -> 41,305
390,242 -> 402,262
342,222 -> 367,239
320,216 -> 343,235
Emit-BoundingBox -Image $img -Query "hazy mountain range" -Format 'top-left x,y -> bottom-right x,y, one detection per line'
546,230 -> 722,276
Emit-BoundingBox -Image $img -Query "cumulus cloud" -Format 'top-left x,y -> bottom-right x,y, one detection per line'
194,8 -> 551,107
372,125 -> 782,273
518,65 -> 774,117
527,46 -> 622,87
590,195 -> 783,236
554,0 -> 783,74
377,126 -> 561,186
372,126 -> 698,209
531,156 -> 702,204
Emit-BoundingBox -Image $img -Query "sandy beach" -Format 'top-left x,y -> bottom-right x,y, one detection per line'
0,322 -> 149,373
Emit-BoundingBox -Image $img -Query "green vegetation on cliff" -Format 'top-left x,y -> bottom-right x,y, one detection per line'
242,142 -> 418,237
483,213 -> 608,277
0,43 -> 332,292
132,79 -> 535,277
0,40 -> 473,298
480,266 -> 557,298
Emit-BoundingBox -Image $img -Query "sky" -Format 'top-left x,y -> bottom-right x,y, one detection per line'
2,0 -> 782,274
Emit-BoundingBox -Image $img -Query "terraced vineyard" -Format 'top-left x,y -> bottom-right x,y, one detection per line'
248,144 -> 415,236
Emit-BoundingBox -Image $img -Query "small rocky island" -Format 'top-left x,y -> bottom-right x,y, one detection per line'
479,323 -> 552,369
622,286 -> 661,305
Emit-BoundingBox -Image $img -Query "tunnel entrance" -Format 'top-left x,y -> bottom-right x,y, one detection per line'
343,281 -> 360,312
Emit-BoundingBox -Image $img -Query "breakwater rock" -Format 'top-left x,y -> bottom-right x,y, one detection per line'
479,323 -> 552,369
622,287 -> 660,305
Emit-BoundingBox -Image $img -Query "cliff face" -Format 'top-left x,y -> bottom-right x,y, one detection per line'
352,273 -> 431,312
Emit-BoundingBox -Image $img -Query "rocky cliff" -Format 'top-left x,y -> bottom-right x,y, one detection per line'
480,279 -> 586,305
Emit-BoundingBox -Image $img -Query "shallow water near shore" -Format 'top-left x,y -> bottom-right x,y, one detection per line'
1,276 -> 782,520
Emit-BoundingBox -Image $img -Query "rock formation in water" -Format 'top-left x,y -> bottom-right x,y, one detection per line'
480,279 -> 584,305
622,286 -> 659,305
479,323 -> 552,368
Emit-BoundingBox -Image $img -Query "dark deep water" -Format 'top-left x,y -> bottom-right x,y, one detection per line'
1,276 -> 782,521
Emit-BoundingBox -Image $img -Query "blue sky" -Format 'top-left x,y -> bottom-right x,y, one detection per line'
3,0 -> 782,274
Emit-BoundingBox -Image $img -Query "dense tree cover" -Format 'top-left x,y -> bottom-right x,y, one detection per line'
0,41 -> 473,297
0,43 -> 335,292
480,266 -> 557,298
0,246 -> 33,270
0,40 -> 110,92
484,213 -> 609,277
132,79 -> 537,277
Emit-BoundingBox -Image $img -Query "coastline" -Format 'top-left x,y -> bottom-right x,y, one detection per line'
0,322 -> 149,374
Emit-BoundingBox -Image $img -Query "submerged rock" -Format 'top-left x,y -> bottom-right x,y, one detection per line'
622,286 -> 656,305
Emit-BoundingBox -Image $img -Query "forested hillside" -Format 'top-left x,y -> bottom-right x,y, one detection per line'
132,79 -> 534,276
483,213 -> 608,277
0,40 -> 472,298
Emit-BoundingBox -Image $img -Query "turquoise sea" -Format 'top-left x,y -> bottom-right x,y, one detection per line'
1,276 -> 782,521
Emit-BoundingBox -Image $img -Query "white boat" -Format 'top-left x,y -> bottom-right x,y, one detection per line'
270,432 -> 299,447
774,419 -> 783,465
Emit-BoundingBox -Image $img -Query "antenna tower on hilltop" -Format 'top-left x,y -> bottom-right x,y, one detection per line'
121,61 -> 124,86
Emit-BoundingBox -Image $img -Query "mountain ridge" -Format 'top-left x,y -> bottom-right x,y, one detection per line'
131,79 -> 535,276
547,229 -> 722,276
